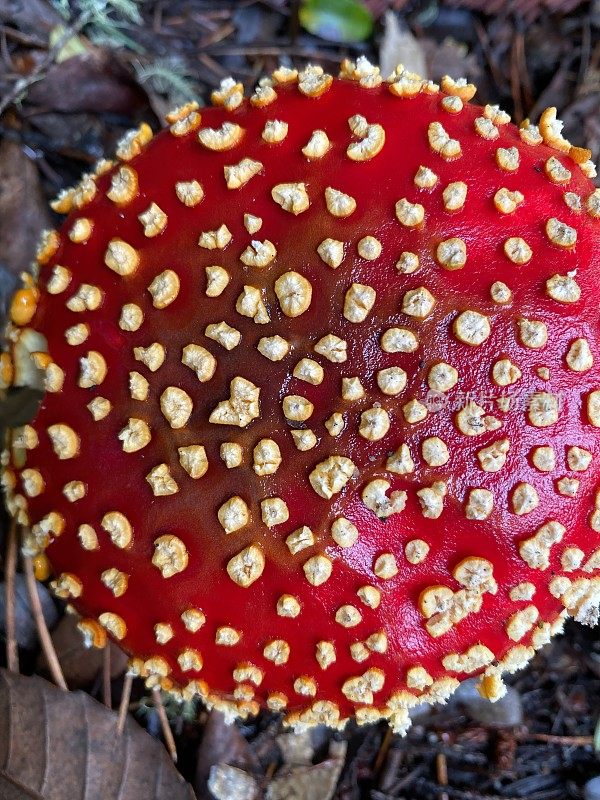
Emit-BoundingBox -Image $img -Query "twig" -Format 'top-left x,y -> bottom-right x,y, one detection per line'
374,725 -> 394,774
117,672 -> 134,736
152,687 -> 178,762
198,52 -> 230,80
473,20 -> 505,95
510,31 -> 524,124
395,764 -> 427,792
436,750 -> 449,800
519,732 -> 594,746
577,18 -> 592,96
0,25 -> 47,48
493,728 -> 517,774
198,22 -> 236,49
437,732 -> 451,800
289,0 -> 300,45
515,28 -> 534,111
412,779 -> 545,800
23,555 -> 67,691
4,518 -> 19,673
152,0 -> 164,34
1,28 -> 13,71
527,52 -> 578,122
204,44 -> 348,63
102,645 -> 112,708
265,761 -> 277,780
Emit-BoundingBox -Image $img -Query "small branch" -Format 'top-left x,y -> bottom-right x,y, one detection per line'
519,732 -> 594,746
436,751 -> 449,800
265,761 -> 277,780
437,733 -> 450,800
473,20 -> 505,97
198,52 -> 230,80
152,687 -> 177,762
374,725 -> 393,774
577,18 -> 592,95
4,519 -> 19,673
102,646 -> 112,708
23,555 -> 67,691
117,672 -> 133,735
204,44 -> 346,64
289,0 -> 300,45
510,32 -> 524,124
198,22 -> 236,49
0,25 -> 47,48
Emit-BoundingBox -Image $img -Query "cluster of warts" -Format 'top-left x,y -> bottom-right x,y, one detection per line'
3,57 -> 600,733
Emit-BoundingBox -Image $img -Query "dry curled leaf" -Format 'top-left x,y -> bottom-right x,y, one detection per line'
0,669 -> 195,800
265,740 -> 347,800
276,730 -> 314,766
379,11 -> 427,81
194,710 -> 258,800
207,764 -> 259,800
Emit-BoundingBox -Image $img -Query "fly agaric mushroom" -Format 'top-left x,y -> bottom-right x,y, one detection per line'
3,58 -> 600,733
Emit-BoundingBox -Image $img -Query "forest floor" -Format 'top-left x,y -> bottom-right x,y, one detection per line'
0,1 -> 599,798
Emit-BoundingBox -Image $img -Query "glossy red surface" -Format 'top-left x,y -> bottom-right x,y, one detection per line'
11,75 -> 600,722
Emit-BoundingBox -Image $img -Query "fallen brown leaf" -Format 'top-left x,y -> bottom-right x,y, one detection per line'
0,573 -> 59,650
27,52 -> 147,115
0,669 -> 196,800
0,138 -> 51,275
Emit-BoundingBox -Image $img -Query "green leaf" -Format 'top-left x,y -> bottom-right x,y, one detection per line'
594,715 -> 600,752
299,0 -> 373,44
49,24 -> 89,62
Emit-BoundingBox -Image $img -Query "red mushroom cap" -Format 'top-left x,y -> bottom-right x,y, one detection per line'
4,59 -> 600,732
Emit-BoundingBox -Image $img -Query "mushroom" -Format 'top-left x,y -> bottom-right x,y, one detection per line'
3,58 -> 600,734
